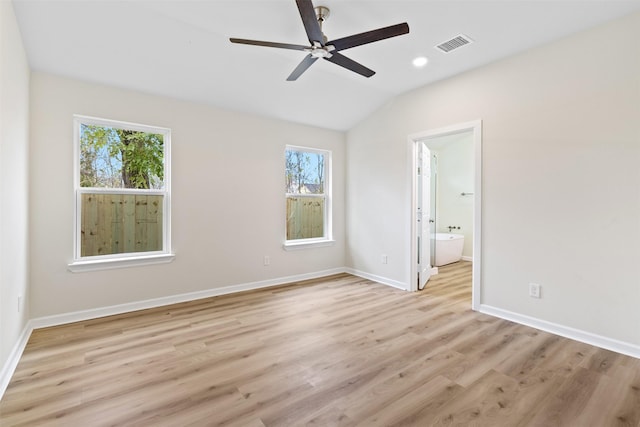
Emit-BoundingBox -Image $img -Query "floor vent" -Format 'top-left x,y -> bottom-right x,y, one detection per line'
435,34 -> 473,53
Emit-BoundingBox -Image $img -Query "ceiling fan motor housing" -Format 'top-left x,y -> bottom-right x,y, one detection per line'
308,42 -> 334,58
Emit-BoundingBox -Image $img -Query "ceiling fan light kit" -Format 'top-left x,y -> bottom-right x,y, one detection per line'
230,0 -> 410,81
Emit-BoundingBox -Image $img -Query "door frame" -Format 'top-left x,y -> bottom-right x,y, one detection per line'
408,120 -> 482,311
417,140 -> 432,290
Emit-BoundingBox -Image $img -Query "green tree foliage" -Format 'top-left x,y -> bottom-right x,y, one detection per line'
80,125 -> 164,189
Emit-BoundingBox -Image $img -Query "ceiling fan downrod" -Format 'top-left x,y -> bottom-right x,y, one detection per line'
308,5 -> 332,57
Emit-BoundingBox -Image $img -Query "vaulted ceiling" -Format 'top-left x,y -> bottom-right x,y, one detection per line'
12,0 -> 640,130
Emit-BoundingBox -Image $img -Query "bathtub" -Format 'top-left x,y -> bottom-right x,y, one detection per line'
433,233 -> 464,266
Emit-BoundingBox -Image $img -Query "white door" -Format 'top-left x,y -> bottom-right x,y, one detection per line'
418,142 -> 431,290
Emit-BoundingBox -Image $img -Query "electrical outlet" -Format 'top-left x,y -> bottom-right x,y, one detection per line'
529,283 -> 541,298
381,255 -> 388,264
263,256 -> 270,266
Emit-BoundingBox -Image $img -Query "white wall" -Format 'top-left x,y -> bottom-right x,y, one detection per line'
346,13 -> 640,346
29,73 -> 345,318
0,0 -> 30,373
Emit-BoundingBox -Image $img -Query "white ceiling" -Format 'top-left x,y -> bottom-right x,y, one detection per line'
12,0 -> 640,131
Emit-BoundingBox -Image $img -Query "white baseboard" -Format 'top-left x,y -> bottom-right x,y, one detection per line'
0,321 -> 34,400
461,256 -> 473,262
480,304 -> 640,360
345,268 -> 408,290
30,268 -> 347,330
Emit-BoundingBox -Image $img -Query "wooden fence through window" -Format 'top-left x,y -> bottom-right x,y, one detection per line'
81,193 -> 163,257
286,196 -> 324,240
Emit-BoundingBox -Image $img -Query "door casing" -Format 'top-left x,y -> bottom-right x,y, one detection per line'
417,141 -> 431,290
408,120 -> 482,311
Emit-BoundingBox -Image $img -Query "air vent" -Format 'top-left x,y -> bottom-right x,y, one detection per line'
435,34 -> 473,53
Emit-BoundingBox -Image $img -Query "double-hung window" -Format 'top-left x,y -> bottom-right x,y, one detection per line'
70,115 -> 173,271
285,146 -> 332,248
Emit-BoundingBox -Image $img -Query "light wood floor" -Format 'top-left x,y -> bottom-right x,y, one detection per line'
1,262 -> 639,426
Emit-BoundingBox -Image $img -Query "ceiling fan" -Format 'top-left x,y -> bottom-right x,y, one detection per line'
230,0 -> 410,81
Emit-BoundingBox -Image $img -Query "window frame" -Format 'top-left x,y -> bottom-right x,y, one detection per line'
284,145 -> 333,250
68,115 -> 174,272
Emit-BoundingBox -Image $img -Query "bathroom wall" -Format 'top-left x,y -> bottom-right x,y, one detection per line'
428,132 -> 474,259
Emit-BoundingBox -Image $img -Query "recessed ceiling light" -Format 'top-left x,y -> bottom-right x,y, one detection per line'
412,56 -> 429,68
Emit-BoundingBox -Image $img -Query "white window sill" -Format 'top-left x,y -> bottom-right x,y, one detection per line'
283,240 -> 335,251
68,253 -> 175,273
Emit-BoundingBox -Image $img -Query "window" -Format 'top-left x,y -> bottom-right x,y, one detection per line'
285,146 -> 332,248
69,115 -> 173,271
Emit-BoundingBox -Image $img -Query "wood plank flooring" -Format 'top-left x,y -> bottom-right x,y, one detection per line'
1,262 -> 639,426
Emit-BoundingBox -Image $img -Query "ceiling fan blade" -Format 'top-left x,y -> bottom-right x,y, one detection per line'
324,52 -> 375,78
229,38 -> 308,51
287,54 -> 318,81
296,0 -> 324,44
328,23 -> 410,51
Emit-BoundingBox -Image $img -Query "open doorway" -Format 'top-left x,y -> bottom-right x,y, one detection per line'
408,120 -> 482,310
